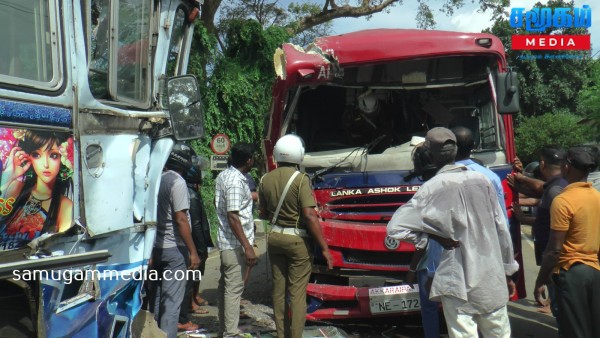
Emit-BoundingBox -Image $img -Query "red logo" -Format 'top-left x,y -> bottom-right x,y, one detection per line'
511,35 -> 590,50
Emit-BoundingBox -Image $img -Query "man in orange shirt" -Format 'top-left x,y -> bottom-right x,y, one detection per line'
534,145 -> 600,338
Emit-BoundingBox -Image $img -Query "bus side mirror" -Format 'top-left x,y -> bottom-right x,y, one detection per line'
496,71 -> 520,114
166,75 -> 205,140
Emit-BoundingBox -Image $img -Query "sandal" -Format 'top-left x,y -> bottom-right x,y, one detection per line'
192,307 -> 210,314
194,296 -> 209,306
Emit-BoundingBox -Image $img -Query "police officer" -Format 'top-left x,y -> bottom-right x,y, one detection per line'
258,135 -> 333,338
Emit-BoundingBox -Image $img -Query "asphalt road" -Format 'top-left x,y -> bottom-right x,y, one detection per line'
509,224 -> 559,338
189,224 -> 559,337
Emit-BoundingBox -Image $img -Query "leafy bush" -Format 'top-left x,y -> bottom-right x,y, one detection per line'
188,21 -> 290,235
515,112 -> 593,164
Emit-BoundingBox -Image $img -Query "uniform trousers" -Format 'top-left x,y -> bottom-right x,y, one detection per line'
268,232 -> 312,338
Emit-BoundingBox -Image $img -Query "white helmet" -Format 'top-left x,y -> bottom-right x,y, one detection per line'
357,92 -> 379,114
274,134 -> 305,165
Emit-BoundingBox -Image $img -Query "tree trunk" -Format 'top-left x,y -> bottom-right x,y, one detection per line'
200,0 -> 222,36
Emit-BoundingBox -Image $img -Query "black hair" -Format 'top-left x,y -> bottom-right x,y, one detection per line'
6,130 -> 73,233
451,126 -> 474,161
230,143 -> 254,168
567,145 -> 599,173
539,145 -> 565,166
410,146 -> 438,181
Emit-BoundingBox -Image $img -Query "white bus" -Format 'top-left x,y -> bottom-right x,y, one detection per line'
0,0 -> 203,336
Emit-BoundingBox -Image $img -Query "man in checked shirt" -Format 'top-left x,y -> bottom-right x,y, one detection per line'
215,142 -> 258,337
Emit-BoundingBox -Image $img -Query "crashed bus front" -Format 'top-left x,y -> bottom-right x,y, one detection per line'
264,29 -> 519,320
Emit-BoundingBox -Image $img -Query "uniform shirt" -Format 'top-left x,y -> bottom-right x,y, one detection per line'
550,182 -> 600,273
215,166 -> 255,250
387,164 -> 519,314
258,166 -> 315,229
156,170 -> 190,249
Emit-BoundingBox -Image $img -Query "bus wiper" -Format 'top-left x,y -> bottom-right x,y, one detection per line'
364,134 -> 386,155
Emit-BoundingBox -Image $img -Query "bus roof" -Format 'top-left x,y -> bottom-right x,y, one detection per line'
307,29 -> 506,66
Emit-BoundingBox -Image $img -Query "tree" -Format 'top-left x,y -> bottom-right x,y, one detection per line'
577,60 -> 600,140
483,0 -> 593,117
515,112 -> 592,164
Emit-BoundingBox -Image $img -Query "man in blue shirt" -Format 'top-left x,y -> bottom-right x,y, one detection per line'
452,126 -> 508,221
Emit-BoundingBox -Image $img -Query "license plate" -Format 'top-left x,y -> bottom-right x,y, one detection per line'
368,284 -> 420,314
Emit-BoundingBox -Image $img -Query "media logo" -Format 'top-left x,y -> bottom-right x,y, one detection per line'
510,5 -> 591,50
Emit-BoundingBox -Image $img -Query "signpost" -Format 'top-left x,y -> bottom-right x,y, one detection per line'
211,134 -> 231,155
210,134 -> 231,170
210,155 -> 229,170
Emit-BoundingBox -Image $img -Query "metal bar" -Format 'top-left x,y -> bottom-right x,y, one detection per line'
0,250 -> 112,280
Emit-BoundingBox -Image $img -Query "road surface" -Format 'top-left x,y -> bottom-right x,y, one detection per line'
188,224 -> 559,337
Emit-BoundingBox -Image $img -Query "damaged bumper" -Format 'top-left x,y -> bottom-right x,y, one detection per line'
306,282 -> 421,320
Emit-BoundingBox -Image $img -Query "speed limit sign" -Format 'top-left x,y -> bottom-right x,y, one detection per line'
211,134 -> 231,155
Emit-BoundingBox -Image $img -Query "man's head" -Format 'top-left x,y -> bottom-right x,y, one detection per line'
561,145 -> 599,182
166,142 -> 193,174
538,145 -> 565,180
230,142 -> 255,173
451,126 -> 474,161
424,127 -> 457,167
412,144 -> 438,181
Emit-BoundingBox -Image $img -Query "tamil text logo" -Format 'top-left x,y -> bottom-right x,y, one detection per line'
510,5 -> 591,50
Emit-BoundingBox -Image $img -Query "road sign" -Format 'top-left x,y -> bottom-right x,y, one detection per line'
211,155 -> 229,171
211,134 -> 231,155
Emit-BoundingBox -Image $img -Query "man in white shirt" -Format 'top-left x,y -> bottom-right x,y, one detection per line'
387,127 -> 518,338
215,143 -> 257,337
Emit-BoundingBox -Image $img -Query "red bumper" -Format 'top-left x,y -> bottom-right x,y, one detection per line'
306,283 -> 421,320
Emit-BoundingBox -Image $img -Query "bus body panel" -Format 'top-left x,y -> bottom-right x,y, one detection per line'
0,0 -> 203,336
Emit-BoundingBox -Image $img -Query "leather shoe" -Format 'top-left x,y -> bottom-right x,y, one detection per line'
177,321 -> 200,331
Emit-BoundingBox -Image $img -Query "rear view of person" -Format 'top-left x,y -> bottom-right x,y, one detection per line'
535,146 -> 600,338
259,135 -> 333,338
150,143 -> 201,338
215,143 -> 258,337
178,155 -> 212,328
387,127 -> 518,338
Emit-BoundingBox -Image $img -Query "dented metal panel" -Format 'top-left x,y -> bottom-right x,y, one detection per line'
311,29 -> 506,66
81,134 -> 137,236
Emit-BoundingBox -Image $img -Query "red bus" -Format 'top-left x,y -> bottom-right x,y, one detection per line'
264,29 -> 520,320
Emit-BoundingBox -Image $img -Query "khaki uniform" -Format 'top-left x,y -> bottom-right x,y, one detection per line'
259,166 -> 315,338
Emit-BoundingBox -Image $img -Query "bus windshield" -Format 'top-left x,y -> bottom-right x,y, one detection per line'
88,0 -> 151,106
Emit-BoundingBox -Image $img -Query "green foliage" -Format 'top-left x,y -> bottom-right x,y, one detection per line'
483,0 -> 593,117
515,112 -> 592,164
187,20 -> 289,228
577,60 -> 600,140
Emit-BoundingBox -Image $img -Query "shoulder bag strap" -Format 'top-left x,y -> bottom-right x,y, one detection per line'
271,171 -> 300,225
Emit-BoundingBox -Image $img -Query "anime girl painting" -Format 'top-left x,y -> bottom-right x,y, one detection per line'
0,129 -> 74,250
